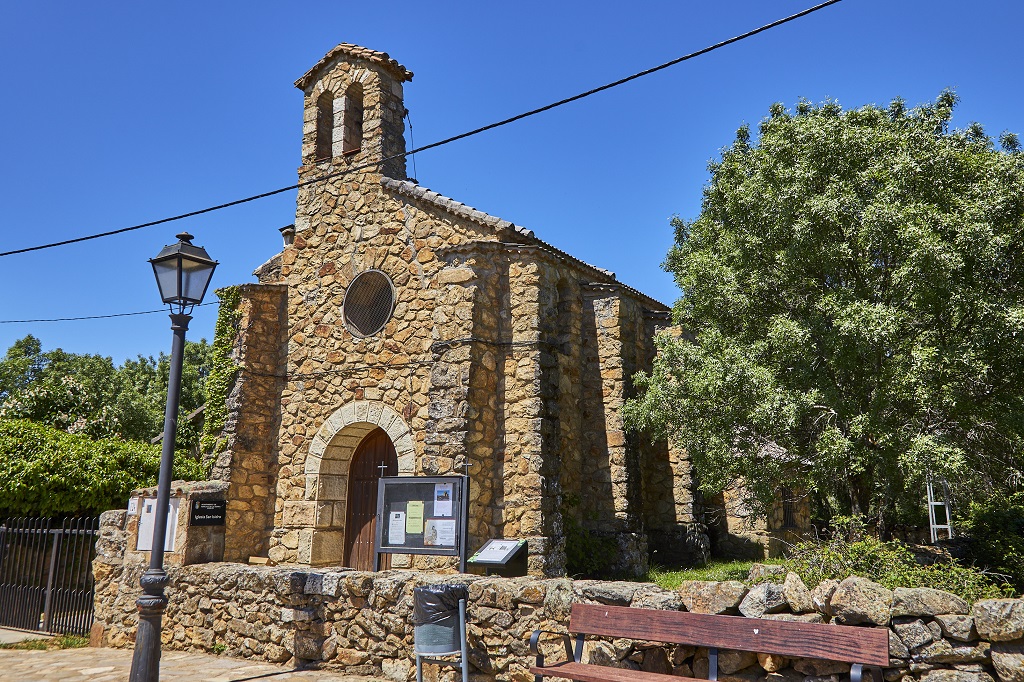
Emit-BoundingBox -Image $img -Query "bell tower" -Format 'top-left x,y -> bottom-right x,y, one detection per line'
294,43 -> 414,180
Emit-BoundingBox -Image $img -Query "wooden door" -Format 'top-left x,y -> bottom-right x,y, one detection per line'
344,427 -> 398,570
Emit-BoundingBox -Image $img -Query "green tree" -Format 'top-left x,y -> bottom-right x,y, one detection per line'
625,93 -> 1024,534
0,335 -> 212,449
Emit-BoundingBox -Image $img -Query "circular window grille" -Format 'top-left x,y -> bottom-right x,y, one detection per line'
343,270 -> 396,338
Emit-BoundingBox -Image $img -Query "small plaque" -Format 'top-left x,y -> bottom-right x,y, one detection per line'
470,539 -> 526,564
189,500 -> 226,526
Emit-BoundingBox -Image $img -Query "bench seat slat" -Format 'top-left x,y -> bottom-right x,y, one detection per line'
569,604 -> 889,667
530,662 -> 700,682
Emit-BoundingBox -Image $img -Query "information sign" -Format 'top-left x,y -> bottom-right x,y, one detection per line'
189,500 -> 226,526
374,476 -> 468,570
467,538 -> 528,577
136,497 -> 180,552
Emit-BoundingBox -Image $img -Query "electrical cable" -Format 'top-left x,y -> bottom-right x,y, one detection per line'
0,0 -> 842,260
0,301 -> 217,324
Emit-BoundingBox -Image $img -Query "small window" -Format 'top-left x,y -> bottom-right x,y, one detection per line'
342,83 -> 364,155
343,270 -> 395,338
315,91 -> 334,161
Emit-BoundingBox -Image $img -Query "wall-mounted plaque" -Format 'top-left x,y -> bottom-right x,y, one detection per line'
189,500 -> 226,527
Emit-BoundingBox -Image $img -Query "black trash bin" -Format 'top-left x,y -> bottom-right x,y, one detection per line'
411,583 -> 468,654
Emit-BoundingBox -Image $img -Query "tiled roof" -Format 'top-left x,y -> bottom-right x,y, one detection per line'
380,177 -> 669,312
295,43 -> 414,90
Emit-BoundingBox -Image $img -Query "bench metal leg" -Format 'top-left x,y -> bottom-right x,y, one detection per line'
460,599 -> 469,682
709,647 -> 718,682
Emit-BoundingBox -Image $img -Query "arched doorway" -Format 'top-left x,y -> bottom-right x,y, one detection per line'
344,427 -> 397,570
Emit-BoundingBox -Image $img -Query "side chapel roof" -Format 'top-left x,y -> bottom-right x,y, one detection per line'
295,43 -> 414,90
380,177 -> 670,312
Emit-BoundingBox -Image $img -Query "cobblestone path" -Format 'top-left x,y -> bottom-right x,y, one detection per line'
0,647 -> 390,682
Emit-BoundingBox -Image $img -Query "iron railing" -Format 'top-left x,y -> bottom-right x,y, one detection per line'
0,516 -> 100,636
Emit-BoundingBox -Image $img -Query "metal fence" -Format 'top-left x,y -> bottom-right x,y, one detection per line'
0,516 -> 100,636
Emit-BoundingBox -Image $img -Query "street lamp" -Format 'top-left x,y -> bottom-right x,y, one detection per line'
129,232 -> 217,682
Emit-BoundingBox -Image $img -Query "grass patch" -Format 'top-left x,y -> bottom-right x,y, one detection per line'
0,634 -> 90,651
647,560 -> 777,589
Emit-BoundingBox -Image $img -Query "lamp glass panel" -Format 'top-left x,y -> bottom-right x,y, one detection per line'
180,258 -> 215,303
153,258 -> 181,302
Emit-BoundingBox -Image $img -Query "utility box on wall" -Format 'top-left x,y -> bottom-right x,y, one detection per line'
125,480 -> 229,566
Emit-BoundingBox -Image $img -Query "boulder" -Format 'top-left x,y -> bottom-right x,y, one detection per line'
632,588 -> 684,611
917,640 -> 990,664
719,650 -> 759,674
579,581 -> 637,606
893,618 -> 936,651
811,579 -> 840,617
830,577 -> 893,626
891,588 -> 969,617
757,652 -> 789,672
935,615 -> 978,642
739,583 -> 788,618
764,671 -> 804,682
992,641 -> 1024,682
749,564 -> 789,582
672,662 -> 694,677
640,647 -> 672,675
793,658 -> 849,676
763,613 -> 826,624
973,600 -> 1024,642
890,631 -> 911,660
584,640 -> 628,668
719,666 -> 763,682
784,572 -> 815,613
920,669 -> 994,682
678,580 -> 748,615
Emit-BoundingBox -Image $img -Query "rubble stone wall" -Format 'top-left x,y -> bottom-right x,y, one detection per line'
94,511 -> 1022,682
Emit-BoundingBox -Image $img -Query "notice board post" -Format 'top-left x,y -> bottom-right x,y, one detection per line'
374,476 -> 469,572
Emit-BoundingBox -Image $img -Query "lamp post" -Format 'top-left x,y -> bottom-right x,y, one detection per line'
129,232 -> 217,682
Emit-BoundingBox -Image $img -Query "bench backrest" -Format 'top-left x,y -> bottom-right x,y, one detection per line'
569,604 -> 889,666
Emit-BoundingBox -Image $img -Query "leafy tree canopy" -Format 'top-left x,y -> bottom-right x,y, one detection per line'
0,418 -> 205,517
0,334 -> 211,449
625,92 -> 1024,533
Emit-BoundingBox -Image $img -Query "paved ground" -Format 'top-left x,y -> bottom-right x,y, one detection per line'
0,646 -> 391,682
0,627 -> 48,645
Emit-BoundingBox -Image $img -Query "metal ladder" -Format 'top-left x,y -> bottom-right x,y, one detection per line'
927,478 -> 954,543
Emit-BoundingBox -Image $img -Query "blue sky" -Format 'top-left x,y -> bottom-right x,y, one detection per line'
0,0 -> 1020,363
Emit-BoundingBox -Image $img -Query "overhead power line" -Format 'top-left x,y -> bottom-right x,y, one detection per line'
0,0 -> 842,260
0,301 -> 217,325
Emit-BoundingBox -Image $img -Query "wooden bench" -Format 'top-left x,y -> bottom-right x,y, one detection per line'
530,604 -> 888,682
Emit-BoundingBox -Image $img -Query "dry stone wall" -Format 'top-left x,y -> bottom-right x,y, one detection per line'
94,512 -> 1022,682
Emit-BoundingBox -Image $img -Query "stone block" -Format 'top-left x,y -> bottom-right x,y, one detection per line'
892,588 -> 970,617
282,501 -> 316,527
993,641 -> 1024,682
309,530 -> 345,566
831,576 -> 893,626
973,600 -> 1024,642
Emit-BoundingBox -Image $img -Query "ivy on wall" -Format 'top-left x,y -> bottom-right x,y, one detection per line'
199,286 -> 243,465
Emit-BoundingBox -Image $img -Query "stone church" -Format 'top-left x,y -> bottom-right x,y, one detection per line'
205,43 -> 710,576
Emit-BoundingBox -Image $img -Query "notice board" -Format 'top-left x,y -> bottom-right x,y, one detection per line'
374,476 -> 467,569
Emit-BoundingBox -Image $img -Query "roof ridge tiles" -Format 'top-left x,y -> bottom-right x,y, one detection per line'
295,43 -> 414,89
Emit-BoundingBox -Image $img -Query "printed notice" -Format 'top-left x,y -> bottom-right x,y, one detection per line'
433,482 -> 453,517
473,539 -> 524,563
136,497 -> 180,552
406,501 -> 424,534
424,519 -> 457,547
389,511 -> 406,545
